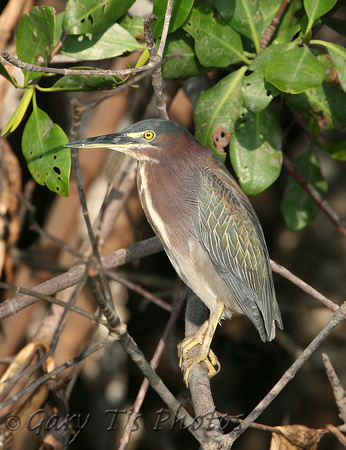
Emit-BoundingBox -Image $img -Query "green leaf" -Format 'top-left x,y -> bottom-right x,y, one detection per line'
325,43 -> 346,92
274,0 -> 304,41
0,62 -> 18,86
162,29 -> 208,79
214,0 -> 263,53
183,6 -> 247,67
194,67 -> 247,162
323,142 -> 346,161
229,109 -> 282,195
17,6 -> 55,84
22,94 -> 70,196
304,0 -> 337,26
285,82 -> 346,131
265,46 -> 325,94
46,73 -> 122,91
260,0 -> 283,31
61,23 -> 145,60
242,43 -> 293,112
119,15 -> 144,38
1,88 -> 35,136
281,150 -> 328,231
63,0 -> 135,35
152,0 -> 194,38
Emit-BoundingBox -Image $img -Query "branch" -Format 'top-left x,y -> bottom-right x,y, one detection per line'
158,0 -> 174,58
283,155 -> 346,238
270,260 -> 340,312
1,51 -> 164,77
119,287 -> 187,450
260,0 -> 291,49
322,353 -> 346,429
0,237 -> 163,320
144,15 -> 169,120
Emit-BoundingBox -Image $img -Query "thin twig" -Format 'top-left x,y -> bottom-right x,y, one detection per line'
0,237 -> 163,320
106,270 -> 173,313
283,155 -> 346,237
322,353 -> 346,428
260,0 -> 291,49
158,0 -> 174,58
144,15 -> 169,120
223,301 -> 346,446
0,281 -> 104,324
1,51 -> 163,77
270,260 -> 340,312
119,287 -> 187,450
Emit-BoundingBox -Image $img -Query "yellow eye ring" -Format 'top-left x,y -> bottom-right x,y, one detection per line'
144,131 -> 155,140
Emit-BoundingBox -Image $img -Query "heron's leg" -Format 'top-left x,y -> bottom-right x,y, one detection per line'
178,302 -> 224,387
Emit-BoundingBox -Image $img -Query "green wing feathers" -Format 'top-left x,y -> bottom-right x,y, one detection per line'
195,167 -> 282,341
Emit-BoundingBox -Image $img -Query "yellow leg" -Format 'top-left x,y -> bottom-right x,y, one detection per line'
178,302 -> 224,387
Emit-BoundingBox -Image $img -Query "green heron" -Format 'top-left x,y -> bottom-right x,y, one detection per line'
66,119 -> 283,386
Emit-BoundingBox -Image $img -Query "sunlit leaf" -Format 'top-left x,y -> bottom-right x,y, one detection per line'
61,23 -> 145,60
63,0 -> 135,35
152,0 -> 194,38
183,6 -> 246,68
22,94 -> 70,196
265,46 -> 324,93
17,6 -> 55,84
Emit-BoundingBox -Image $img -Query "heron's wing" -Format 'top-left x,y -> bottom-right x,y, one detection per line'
194,166 -> 282,341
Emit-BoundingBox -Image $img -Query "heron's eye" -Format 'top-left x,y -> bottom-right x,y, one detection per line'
143,131 -> 155,140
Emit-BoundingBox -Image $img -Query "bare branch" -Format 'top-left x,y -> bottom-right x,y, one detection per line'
260,0 -> 291,49
271,260 -> 340,312
1,51 -> 164,77
158,0 -> 174,58
119,287 -> 187,450
144,15 -> 169,119
322,353 -> 346,429
0,237 -> 163,320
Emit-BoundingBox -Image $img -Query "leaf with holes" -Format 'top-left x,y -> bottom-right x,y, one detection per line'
183,5 -> 246,67
22,95 -> 70,196
324,42 -> 346,92
162,29 -> 208,79
281,150 -> 328,231
61,23 -> 145,60
242,43 -> 292,112
194,67 -> 247,162
63,0 -> 135,35
214,0 -> 263,52
285,82 -> 346,131
265,46 -> 325,94
230,109 -> 282,195
16,6 -> 55,84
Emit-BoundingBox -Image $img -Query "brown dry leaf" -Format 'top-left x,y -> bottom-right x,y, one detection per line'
270,424 -> 326,450
0,341 -> 55,448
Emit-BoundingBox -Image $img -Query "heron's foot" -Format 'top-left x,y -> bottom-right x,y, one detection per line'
177,320 -> 221,387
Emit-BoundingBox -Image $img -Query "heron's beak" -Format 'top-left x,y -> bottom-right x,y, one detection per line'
65,132 -> 129,150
